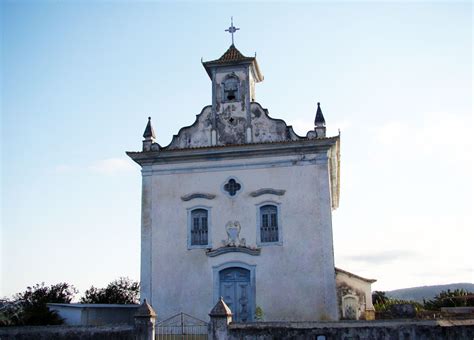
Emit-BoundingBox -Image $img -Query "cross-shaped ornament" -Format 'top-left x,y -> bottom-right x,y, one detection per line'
225,17 -> 240,45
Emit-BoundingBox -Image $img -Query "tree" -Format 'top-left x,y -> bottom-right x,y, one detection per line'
1,282 -> 77,326
81,277 -> 139,304
372,291 -> 389,305
371,290 -> 422,317
424,289 -> 474,310
0,299 -> 23,326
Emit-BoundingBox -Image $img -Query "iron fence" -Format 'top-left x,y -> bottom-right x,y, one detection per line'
156,312 -> 208,340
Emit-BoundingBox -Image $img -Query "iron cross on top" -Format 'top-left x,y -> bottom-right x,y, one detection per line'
225,17 -> 240,45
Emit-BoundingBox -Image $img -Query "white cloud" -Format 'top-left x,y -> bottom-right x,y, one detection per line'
88,158 -> 136,175
373,121 -> 403,145
369,112 -> 473,163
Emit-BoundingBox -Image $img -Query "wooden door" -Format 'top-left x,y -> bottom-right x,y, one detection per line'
219,267 -> 252,322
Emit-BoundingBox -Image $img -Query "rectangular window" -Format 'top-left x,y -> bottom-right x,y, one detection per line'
191,209 -> 208,246
260,205 -> 279,243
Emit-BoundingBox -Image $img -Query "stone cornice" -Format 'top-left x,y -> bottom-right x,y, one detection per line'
126,136 -> 339,166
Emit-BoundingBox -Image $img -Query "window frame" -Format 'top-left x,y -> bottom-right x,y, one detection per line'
187,205 -> 212,249
221,176 -> 244,198
256,201 -> 283,246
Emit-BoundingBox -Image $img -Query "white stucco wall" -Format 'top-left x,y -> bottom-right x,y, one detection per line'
141,150 -> 339,322
47,304 -> 82,325
47,304 -> 138,326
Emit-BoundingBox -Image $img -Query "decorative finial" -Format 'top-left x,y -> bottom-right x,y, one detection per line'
209,296 -> 233,317
315,102 -> 326,127
225,17 -> 240,45
314,102 -> 327,138
143,116 -> 156,139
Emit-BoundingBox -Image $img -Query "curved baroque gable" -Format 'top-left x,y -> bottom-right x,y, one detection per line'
164,102 -> 303,150
165,106 -> 213,150
250,102 -> 301,143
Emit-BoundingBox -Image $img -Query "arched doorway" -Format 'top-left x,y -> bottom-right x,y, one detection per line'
219,267 -> 253,322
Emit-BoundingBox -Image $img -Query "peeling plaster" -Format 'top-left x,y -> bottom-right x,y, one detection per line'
164,102 -> 305,150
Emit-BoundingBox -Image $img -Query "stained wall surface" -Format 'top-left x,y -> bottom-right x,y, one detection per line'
142,150 -> 339,322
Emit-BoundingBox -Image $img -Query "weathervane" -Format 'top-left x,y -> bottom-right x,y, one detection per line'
225,17 -> 240,45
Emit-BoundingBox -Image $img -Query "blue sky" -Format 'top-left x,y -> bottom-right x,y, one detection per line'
1,1 -> 472,298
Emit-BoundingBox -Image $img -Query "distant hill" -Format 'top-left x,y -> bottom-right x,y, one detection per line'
386,283 -> 474,302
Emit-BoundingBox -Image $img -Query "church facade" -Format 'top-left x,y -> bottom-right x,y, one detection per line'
127,35 -> 374,322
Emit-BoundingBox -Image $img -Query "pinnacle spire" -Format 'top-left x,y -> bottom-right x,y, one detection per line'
209,297 -> 232,317
143,116 -> 156,139
135,299 -> 156,317
314,102 -> 326,127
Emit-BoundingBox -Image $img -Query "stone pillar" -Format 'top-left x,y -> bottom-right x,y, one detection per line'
134,299 -> 156,340
365,308 -> 376,320
142,138 -> 152,151
209,297 -> 232,340
315,151 -> 339,320
140,166 -> 153,303
315,125 -> 326,138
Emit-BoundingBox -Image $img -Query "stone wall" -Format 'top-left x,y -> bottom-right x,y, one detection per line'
0,300 -> 157,340
0,325 -> 134,340
207,299 -> 474,340
225,320 -> 474,340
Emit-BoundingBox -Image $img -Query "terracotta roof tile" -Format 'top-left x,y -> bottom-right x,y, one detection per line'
218,44 -> 249,62
205,44 -> 255,65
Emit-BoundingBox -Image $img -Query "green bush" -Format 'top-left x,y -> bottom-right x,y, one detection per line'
81,277 -> 139,304
424,289 -> 474,310
1,282 -> 77,326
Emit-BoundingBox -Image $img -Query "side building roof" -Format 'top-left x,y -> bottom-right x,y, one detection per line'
336,267 -> 377,283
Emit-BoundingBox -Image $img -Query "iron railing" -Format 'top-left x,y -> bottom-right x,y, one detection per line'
156,312 -> 208,340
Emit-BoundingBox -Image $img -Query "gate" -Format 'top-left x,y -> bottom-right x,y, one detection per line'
156,312 -> 208,340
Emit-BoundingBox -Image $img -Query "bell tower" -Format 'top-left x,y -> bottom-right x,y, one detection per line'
202,19 -> 263,145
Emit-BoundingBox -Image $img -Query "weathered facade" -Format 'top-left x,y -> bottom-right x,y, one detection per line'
335,268 -> 376,320
128,38 -> 371,322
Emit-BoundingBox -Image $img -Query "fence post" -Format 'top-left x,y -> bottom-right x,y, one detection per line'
134,299 -> 157,340
209,297 -> 233,340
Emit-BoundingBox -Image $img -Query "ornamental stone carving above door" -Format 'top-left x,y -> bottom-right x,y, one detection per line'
224,221 -> 246,247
